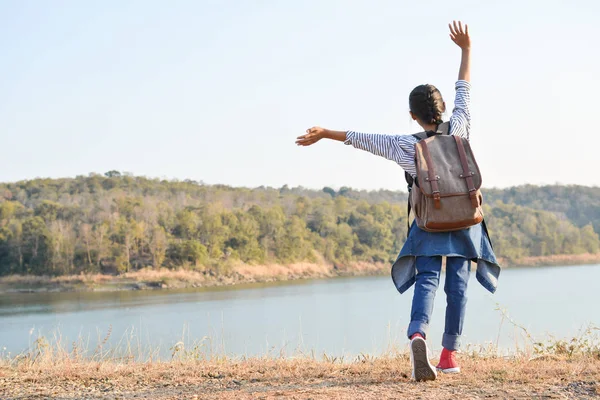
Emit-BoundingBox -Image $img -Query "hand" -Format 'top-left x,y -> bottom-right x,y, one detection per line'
449,21 -> 470,50
296,126 -> 327,146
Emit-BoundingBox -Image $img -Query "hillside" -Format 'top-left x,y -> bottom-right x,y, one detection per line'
0,173 -> 598,277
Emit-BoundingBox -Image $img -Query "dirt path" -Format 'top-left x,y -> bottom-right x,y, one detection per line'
1,356 -> 599,399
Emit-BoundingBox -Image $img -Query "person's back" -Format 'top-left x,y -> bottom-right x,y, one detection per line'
296,21 -> 501,382
409,124 -> 484,232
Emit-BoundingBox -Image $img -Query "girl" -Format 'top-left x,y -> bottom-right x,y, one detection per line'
296,21 -> 500,382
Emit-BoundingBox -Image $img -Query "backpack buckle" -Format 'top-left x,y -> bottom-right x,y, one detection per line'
469,191 -> 479,208
432,191 -> 441,209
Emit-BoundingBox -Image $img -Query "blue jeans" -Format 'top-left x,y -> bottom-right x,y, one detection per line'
407,256 -> 470,351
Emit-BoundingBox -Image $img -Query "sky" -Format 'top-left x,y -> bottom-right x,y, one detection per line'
1,0 -> 599,191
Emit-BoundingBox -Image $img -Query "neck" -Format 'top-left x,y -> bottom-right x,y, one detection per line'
420,122 -> 438,132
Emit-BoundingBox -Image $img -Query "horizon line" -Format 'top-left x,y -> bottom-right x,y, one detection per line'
1,171 -> 598,192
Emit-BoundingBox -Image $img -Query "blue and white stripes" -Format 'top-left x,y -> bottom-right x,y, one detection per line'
344,80 -> 471,177
449,80 -> 471,140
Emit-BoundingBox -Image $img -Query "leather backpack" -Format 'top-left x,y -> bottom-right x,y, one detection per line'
405,122 -> 484,232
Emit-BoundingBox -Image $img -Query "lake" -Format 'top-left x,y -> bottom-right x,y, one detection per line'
1,264 -> 599,359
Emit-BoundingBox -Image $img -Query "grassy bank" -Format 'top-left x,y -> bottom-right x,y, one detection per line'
1,253 -> 600,294
1,313 -> 598,399
1,351 -> 599,399
0,261 -> 389,293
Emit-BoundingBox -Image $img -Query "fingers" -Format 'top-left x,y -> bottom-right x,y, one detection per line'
296,129 -> 319,146
300,127 -> 318,138
449,20 -> 468,36
296,136 -> 318,146
296,133 -> 312,141
304,126 -> 318,135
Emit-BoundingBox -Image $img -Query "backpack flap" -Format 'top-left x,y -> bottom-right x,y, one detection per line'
404,122 -> 451,192
414,135 -> 482,198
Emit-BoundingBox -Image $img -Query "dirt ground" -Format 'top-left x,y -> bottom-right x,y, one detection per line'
1,355 -> 599,399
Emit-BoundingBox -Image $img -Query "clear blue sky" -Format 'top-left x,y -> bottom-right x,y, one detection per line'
1,0 -> 598,190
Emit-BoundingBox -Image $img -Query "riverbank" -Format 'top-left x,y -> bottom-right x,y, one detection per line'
0,261 -> 389,294
1,354 -> 599,399
1,253 -> 599,294
501,253 -> 600,267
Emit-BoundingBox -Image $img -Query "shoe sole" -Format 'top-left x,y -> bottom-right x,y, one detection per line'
437,367 -> 461,374
410,338 -> 437,382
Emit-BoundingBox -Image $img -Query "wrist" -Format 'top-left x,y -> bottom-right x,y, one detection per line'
322,129 -> 348,142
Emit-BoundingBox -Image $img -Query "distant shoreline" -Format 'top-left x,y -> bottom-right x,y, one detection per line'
1,254 -> 599,294
498,253 -> 600,267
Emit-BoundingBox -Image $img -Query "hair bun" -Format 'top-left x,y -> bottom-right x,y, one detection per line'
409,84 -> 445,125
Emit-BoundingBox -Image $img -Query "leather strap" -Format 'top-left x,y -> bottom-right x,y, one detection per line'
419,140 -> 441,209
454,136 -> 478,208
406,123 -> 447,191
436,122 -> 450,135
406,196 -> 412,236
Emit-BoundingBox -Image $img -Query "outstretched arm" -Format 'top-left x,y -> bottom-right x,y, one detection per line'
296,127 -> 419,176
449,20 -> 470,82
296,127 -> 347,146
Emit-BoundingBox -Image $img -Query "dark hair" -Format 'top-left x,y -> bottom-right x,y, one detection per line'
409,84 -> 445,125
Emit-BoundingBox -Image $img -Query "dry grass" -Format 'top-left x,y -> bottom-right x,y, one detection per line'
1,323 -> 598,399
0,273 -> 115,286
232,262 -> 331,280
233,261 -> 387,281
122,268 -> 209,285
0,262 -> 389,293
1,352 -> 599,399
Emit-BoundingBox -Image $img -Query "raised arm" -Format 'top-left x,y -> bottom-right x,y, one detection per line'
449,21 -> 470,82
449,21 -> 472,139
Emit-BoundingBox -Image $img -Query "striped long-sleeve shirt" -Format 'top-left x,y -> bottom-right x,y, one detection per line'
344,80 -> 472,177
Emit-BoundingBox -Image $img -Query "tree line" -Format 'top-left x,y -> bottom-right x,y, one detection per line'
0,172 -> 598,276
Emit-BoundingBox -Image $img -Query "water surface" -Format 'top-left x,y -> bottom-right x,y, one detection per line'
1,264 -> 598,358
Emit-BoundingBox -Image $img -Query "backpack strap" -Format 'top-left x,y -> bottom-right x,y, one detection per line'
405,122 -> 450,233
435,121 -> 450,135
419,140 -> 442,209
413,131 -> 430,140
404,124 -> 448,190
406,197 -> 412,235
454,135 -> 479,208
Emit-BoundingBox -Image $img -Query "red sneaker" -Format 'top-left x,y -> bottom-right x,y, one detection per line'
436,348 -> 460,374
